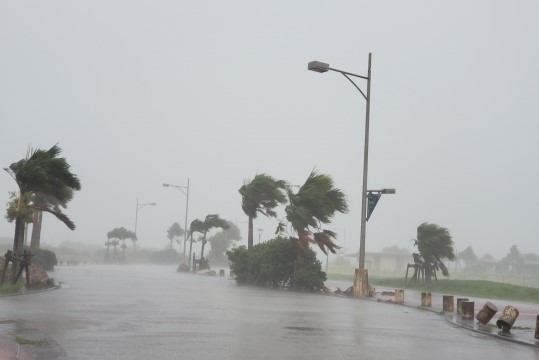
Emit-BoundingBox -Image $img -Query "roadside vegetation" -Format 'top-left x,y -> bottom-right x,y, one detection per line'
227,237 -> 326,291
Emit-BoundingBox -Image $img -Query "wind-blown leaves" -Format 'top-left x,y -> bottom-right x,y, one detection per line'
282,171 -> 348,256
413,222 -> 455,281
239,174 -> 287,249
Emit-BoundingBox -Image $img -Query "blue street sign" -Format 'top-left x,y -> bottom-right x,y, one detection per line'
366,192 -> 381,221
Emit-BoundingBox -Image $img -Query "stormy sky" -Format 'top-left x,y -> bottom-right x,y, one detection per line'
1,0 -> 538,261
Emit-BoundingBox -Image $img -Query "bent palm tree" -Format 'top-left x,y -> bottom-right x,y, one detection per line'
239,174 -> 287,250
413,222 -> 455,283
278,171 -> 348,262
4,144 -> 81,282
30,187 -> 74,249
190,215 -> 229,267
167,222 -> 184,250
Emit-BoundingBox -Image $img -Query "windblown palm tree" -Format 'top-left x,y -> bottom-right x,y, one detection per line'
4,144 -> 81,282
239,174 -> 287,250
278,171 -> 348,262
413,222 -> 455,283
30,187 -> 74,249
167,222 -> 184,250
190,214 -> 229,264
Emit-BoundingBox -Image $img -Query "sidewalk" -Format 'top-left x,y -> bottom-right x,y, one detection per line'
0,320 -> 66,360
327,280 -> 539,348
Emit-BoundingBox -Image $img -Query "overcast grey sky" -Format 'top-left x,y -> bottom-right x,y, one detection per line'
1,1 -> 538,261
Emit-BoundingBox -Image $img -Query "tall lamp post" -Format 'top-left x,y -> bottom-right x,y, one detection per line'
163,179 -> 190,266
308,53 -> 394,296
134,198 -> 156,249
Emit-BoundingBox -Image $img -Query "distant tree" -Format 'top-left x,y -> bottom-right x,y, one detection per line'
277,171 -> 348,262
457,246 -> 478,270
413,223 -> 455,283
190,214 -> 230,264
239,174 -> 288,250
207,221 -> 241,266
166,222 -> 184,250
382,245 -> 410,254
106,227 -> 136,261
503,245 -> 524,265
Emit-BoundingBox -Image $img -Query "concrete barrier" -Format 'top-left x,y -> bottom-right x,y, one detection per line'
461,301 -> 475,319
421,292 -> 432,307
443,295 -> 454,312
497,305 -> 519,331
456,298 -> 469,315
395,289 -> 404,303
476,301 -> 498,324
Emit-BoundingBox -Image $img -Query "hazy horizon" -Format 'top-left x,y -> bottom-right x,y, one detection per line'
2,1 -> 538,262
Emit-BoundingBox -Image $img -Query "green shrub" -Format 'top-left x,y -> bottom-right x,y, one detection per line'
31,248 -> 58,271
227,237 -> 327,291
149,249 -> 180,264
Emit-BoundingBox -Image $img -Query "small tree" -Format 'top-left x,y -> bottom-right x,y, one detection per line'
413,222 -> 455,283
166,222 -> 184,251
457,246 -> 477,270
190,214 -> 229,265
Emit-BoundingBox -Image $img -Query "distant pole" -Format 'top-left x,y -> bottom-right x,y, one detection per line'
183,178 -> 190,259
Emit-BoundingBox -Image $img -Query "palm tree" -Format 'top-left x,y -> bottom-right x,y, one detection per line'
30,187 -> 74,249
413,222 -> 455,283
190,214 -> 229,266
239,174 -> 287,250
278,170 -> 348,262
167,222 -> 184,250
4,144 -> 81,282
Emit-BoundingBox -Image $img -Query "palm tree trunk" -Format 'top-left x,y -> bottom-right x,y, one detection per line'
248,216 -> 254,250
11,217 -> 25,283
30,210 -> 43,249
200,240 -> 206,260
425,263 -> 433,283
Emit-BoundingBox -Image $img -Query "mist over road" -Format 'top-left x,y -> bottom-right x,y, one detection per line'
1,265 -> 536,359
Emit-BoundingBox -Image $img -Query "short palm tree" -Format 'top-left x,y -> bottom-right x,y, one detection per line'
4,144 -> 81,281
239,174 -> 287,249
167,222 -> 184,250
413,222 -> 455,282
190,214 -> 229,265
278,171 -> 348,262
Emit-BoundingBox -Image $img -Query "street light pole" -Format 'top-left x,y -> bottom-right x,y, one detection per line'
163,179 -> 190,268
359,53 -> 372,270
308,53 -> 376,296
134,198 -> 157,249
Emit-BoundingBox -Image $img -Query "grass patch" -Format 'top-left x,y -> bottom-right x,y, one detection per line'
370,277 -> 539,304
0,283 -> 23,295
326,273 -> 539,303
11,334 -> 48,346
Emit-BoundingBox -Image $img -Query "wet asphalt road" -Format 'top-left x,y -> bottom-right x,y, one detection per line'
1,265 -> 538,360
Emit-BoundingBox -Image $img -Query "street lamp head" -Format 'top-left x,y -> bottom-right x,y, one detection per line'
308,61 -> 329,73
380,188 -> 396,194
162,183 -> 170,187
150,203 -> 157,205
